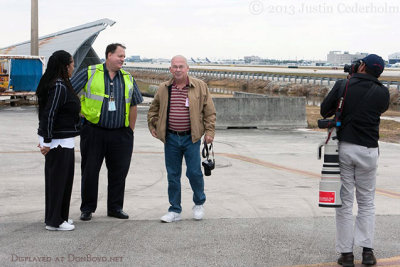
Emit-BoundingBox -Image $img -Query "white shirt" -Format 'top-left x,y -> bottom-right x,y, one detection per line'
38,136 -> 75,149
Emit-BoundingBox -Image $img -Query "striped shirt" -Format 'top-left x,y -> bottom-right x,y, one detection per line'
168,83 -> 191,132
71,64 -> 143,129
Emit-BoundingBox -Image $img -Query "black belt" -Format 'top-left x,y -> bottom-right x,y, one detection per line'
168,129 -> 191,136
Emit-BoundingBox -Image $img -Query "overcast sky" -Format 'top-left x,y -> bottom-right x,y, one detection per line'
2,0 -> 400,61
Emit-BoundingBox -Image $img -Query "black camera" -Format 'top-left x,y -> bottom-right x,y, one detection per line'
344,59 -> 362,75
202,159 -> 215,176
318,119 -> 341,129
202,141 -> 215,176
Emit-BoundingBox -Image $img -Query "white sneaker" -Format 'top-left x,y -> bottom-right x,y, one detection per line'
160,212 -> 181,223
193,205 -> 204,220
45,221 -> 75,231
45,219 -> 73,225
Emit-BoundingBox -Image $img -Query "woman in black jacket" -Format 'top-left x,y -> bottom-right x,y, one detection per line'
36,50 -> 80,231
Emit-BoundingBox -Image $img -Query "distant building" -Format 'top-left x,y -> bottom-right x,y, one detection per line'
327,51 -> 368,65
244,56 -> 261,64
0,18 -> 115,74
126,55 -> 141,62
388,52 -> 400,64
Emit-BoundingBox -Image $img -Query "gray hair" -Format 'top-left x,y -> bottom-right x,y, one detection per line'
171,55 -> 188,66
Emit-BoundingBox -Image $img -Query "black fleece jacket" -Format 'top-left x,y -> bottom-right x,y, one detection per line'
320,73 -> 390,148
37,79 -> 81,143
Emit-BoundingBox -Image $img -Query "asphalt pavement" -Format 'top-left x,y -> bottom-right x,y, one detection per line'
0,105 -> 399,267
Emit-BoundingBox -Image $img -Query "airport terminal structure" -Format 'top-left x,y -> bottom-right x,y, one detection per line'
0,18 -> 115,74
389,52 -> 400,64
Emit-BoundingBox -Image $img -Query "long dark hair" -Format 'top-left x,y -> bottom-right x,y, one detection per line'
36,50 -> 75,115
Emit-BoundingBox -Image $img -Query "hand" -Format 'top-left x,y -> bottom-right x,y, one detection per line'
38,144 -> 50,156
151,128 -> 158,138
204,135 -> 214,144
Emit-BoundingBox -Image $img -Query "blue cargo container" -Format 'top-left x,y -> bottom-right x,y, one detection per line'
10,58 -> 43,92
0,55 -> 45,93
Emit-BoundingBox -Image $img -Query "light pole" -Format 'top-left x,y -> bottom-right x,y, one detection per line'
31,0 -> 38,56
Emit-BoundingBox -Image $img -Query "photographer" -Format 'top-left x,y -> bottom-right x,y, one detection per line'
147,55 -> 216,223
320,54 -> 389,267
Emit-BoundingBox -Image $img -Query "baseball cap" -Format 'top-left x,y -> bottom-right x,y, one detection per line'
362,54 -> 385,77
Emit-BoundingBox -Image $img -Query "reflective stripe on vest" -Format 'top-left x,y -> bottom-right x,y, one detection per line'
85,66 -> 105,102
81,64 -> 134,127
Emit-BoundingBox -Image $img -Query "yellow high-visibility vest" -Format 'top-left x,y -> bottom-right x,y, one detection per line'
80,64 -> 133,127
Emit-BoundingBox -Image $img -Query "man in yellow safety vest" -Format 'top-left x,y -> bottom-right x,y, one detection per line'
71,43 -> 143,221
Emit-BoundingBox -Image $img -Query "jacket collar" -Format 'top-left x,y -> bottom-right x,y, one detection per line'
166,75 -> 196,88
351,73 -> 381,84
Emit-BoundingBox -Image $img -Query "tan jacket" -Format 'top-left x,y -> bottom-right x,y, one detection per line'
147,76 -> 216,143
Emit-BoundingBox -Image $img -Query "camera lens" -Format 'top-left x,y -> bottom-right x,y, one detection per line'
202,160 -> 214,176
343,64 -> 351,73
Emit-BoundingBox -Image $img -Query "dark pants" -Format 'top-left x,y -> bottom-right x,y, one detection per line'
80,124 -> 133,213
45,146 -> 74,227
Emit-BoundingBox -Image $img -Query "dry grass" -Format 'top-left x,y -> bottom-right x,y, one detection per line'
131,70 -> 400,105
379,119 -> 400,143
306,106 -> 324,130
132,71 -> 400,144
307,106 -> 400,143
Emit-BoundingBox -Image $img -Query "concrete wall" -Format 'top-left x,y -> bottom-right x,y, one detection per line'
233,92 -> 268,98
213,94 -> 307,129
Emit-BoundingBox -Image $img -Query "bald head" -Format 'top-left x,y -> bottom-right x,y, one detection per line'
171,55 -> 188,66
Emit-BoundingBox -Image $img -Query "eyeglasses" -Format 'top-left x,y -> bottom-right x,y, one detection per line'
171,65 -> 187,70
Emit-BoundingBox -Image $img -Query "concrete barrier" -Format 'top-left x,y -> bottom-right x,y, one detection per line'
148,84 -> 159,94
213,95 -> 307,129
233,92 -> 267,98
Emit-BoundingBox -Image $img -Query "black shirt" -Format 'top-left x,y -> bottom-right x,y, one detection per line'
320,73 -> 390,148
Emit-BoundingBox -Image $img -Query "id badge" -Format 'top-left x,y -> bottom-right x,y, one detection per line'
108,98 -> 116,111
185,98 -> 189,107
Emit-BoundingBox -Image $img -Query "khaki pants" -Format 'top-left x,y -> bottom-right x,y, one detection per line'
335,141 -> 379,253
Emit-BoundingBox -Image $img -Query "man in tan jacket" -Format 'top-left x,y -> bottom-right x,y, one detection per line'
148,55 -> 216,223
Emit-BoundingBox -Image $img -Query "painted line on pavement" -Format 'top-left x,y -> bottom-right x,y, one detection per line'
1,150 -> 399,265
219,153 -> 400,200
1,150 -> 399,200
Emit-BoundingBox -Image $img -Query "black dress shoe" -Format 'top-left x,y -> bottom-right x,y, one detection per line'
362,250 -> 377,265
337,253 -> 354,267
107,210 -> 129,219
80,211 -> 92,221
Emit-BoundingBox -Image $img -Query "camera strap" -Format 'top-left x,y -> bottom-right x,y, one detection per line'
335,79 -> 350,123
325,79 -> 350,144
202,141 -> 214,161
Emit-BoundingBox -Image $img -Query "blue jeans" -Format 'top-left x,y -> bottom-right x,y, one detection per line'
164,132 -> 206,213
